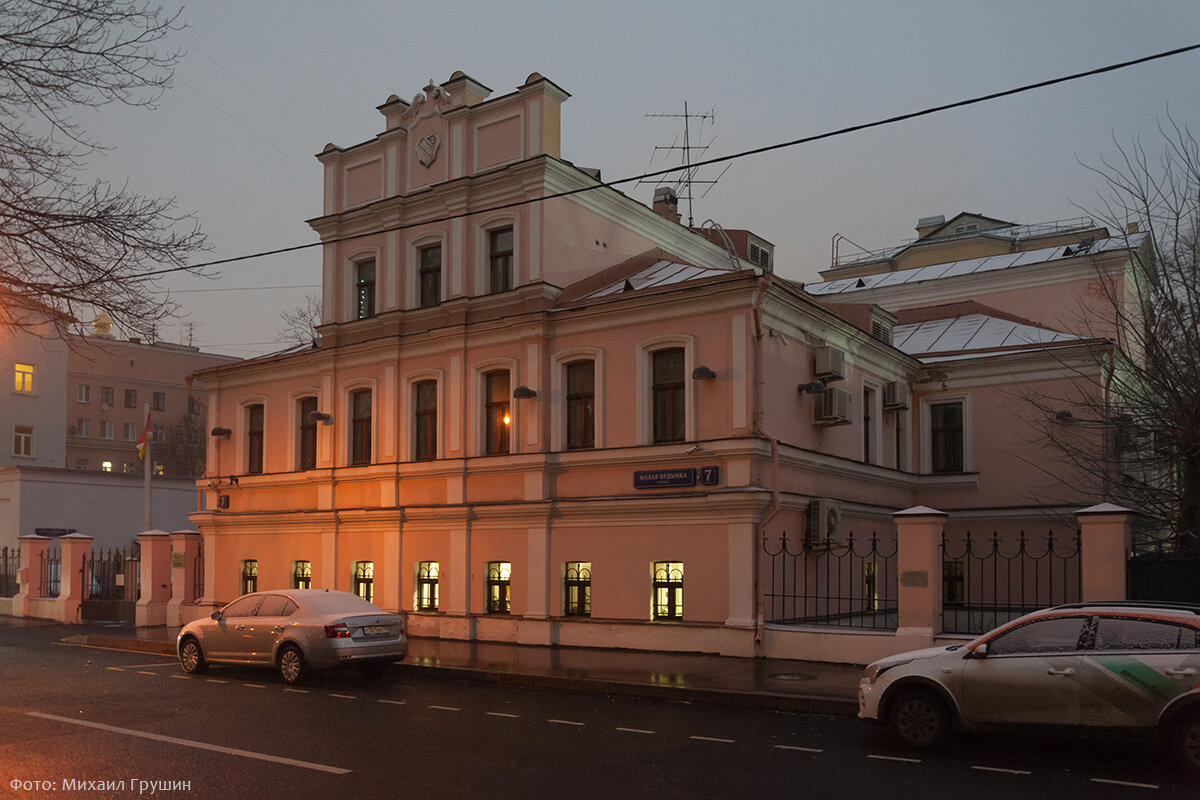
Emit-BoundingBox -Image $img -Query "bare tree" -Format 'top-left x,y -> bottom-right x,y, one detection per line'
0,0 -> 206,338
278,293 -> 322,347
1020,118 -> 1200,548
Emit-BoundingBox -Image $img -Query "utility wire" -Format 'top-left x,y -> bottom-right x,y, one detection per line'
136,42 -> 1200,281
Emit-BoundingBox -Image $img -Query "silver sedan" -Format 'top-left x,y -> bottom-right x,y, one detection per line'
177,589 -> 407,684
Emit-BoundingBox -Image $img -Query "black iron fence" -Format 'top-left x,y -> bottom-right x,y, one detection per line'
1128,547 -> 1200,603
83,547 -> 141,603
763,531 -> 898,630
1,546 -> 18,598
941,530 -> 1081,634
40,547 -> 61,598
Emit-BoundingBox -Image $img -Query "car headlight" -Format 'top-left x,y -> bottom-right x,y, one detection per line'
865,658 -> 913,685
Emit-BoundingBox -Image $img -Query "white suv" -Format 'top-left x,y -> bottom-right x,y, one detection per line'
858,602 -> 1200,772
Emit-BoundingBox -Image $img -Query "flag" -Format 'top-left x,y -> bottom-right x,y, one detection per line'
135,410 -> 152,460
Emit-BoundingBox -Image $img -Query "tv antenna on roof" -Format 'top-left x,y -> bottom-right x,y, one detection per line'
638,102 -> 730,227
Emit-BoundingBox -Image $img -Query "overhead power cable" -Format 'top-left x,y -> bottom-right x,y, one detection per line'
135,42 -> 1200,281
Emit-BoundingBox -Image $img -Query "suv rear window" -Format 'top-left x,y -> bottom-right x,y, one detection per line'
1093,617 -> 1200,651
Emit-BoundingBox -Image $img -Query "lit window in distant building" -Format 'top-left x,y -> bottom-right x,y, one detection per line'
414,380 -> 437,461
565,361 -> 595,450
153,463 -> 163,476
100,461 -> 113,472
486,562 -> 511,614
14,363 -> 33,393
419,244 -> 442,308
350,389 -> 372,466
247,404 -> 264,474
930,401 -> 965,474
77,384 -> 91,403
652,349 -> 685,444
484,371 -> 510,456
124,389 -> 137,408
293,560 -> 312,590
416,561 -> 439,611
564,562 -> 591,617
240,560 -> 258,594
297,396 -> 317,471
355,259 -> 376,320
13,425 -> 33,456
488,227 -> 513,294
122,462 -> 133,473
353,561 -> 374,603
153,392 -> 166,411
652,561 -> 684,620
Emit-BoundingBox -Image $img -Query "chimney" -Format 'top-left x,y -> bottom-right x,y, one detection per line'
1126,221 -> 1139,235
653,187 -> 681,224
915,214 -> 945,239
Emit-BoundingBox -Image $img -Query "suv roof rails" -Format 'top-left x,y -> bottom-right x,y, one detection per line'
1049,601 -> 1200,614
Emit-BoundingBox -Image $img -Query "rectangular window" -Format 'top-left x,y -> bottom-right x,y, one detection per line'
100,460 -> 113,472
76,419 -> 90,438
14,363 -> 33,393
124,389 -> 137,409
419,244 -> 442,308
246,404 -> 264,474
652,349 -> 685,444
565,361 -> 595,450
414,380 -> 437,461
293,560 -> 312,590
152,425 -> 164,443
353,561 -> 374,604
416,561 -> 439,611
13,425 -> 33,457
930,402 -> 965,473
124,422 -> 136,441
153,392 -> 166,411
240,560 -> 258,595
652,561 -> 684,620
188,396 -> 202,416
351,389 -> 372,465
564,562 -> 591,617
863,386 -> 876,464
488,227 -> 513,294
484,371 -> 510,455
356,259 -> 376,319
298,396 -> 317,471
486,561 -> 511,614
77,384 -> 91,403
99,420 -> 114,440
101,386 -> 114,406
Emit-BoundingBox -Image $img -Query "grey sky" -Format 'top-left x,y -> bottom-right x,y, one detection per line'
77,1 -> 1200,357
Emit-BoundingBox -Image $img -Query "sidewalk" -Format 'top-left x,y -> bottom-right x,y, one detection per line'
56,621 -> 862,716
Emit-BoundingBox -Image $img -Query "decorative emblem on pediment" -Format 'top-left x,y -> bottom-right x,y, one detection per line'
417,133 -> 441,167
401,79 -> 451,122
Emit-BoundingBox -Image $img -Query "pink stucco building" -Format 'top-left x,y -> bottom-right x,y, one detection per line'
189,73 -> 1144,661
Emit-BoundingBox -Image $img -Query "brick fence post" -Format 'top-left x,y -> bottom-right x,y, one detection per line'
56,533 -> 93,624
136,530 -> 172,627
1075,503 -> 1134,602
12,534 -> 50,617
167,530 -> 203,627
893,506 -> 948,650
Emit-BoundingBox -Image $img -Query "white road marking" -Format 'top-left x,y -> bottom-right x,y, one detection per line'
1091,778 -> 1159,789
25,712 -> 351,775
378,699 -> 406,705
429,705 -> 460,711
242,683 -> 267,689
548,719 -> 585,726
775,745 -> 824,753
868,754 -> 921,763
169,675 -> 189,680
116,661 -> 177,668
285,688 -> 310,694
137,671 -> 157,675
487,712 -> 519,718
106,667 -> 124,672
616,727 -> 655,734
329,694 -> 356,699
972,766 -> 1032,775
205,679 -> 227,684
689,736 -> 734,743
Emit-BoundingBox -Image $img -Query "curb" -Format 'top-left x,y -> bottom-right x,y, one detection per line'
66,634 -> 858,717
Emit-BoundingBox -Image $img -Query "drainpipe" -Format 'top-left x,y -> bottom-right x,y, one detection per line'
330,346 -> 339,592
750,275 -> 782,650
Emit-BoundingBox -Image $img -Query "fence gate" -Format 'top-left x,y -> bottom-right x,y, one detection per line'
80,546 -> 140,623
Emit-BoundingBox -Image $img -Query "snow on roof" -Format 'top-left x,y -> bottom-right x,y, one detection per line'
581,259 -> 733,300
893,313 -> 1085,360
808,233 -> 1144,297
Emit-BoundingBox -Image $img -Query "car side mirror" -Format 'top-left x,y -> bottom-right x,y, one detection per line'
210,610 -> 222,621
968,643 -> 988,658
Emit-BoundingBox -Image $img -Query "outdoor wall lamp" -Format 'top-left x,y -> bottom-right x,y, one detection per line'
797,380 -> 826,395
691,365 -> 717,380
210,427 -> 232,439
513,386 -> 537,400
307,410 -> 333,424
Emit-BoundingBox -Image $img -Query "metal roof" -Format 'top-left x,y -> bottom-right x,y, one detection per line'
893,313 -> 1085,361
581,259 -> 733,300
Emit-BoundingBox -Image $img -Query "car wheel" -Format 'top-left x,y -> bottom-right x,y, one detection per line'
1171,712 -> 1200,774
889,689 -> 950,748
178,637 -> 207,675
277,644 -> 305,685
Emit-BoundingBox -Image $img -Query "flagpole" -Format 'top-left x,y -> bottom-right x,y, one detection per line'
143,402 -> 152,532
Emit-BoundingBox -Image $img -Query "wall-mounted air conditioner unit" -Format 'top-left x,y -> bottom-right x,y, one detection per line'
806,498 -> 844,548
883,380 -> 910,411
814,386 -> 852,425
814,346 -> 845,382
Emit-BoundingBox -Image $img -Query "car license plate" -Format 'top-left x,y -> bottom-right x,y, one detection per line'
363,625 -> 389,636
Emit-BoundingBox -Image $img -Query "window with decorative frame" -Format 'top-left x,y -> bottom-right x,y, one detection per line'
297,396 -> 317,471
350,389 -> 372,466
413,380 -> 437,461
246,404 -> 264,474
488,227 -> 513,294
564,562 -> 591,617
355,259 -> 377,320
486,561 -> 511,614
419,244 -> 442,308
652,348 -> 686,444
353,561 -> 374,603
930,400 -> 965,474
293,560 -> 312,590
416,561 -> 439,611
240,559 -> 258,594
652,561 -> 684,620
483,371 -> 510,456
565,361 -> 595,450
